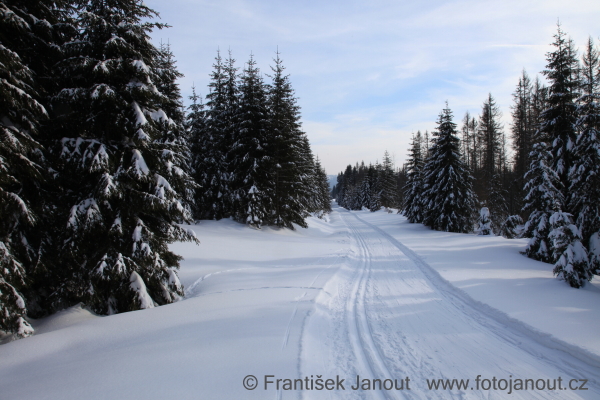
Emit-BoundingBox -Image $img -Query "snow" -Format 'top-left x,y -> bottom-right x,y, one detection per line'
131,101 -> 148,126
130,271 -> 155,309
131,60 -> 149,73
130,149 -> 149,176
1,206 -> 600,399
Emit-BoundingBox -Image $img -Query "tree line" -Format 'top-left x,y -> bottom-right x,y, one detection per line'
401,25 -> 600,289
0,0 -> 330,338
331,151 -> 402,211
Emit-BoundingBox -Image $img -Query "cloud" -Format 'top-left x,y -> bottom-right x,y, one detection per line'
146,0 -> 600,174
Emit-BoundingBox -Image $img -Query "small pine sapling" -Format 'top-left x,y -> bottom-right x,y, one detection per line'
549,210 -> 591,288
500,215 -> 523,239
476,207 -> 493,235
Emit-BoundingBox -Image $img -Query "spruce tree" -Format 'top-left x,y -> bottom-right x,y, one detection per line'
549,209 -> 590,288
500,215 -> 523,239
523,25 -> 580,264
295,134 -> 318,217
422,104 -> 477,233
379,150 -> 398,208
267,52 -> 309,228
230,55 -> 272,228
313,157 -> 332,216
0,0 -> 56,336
200,51 -> 232,220
569,37 -> 600,246
522,141 -> 562,262
478,93 -> 507,220
367,164 -> 381,211
187,86 -> 208,220
49,0 -> 197,314
154,41 -> 184,126
540,25 -> 580,208
461,111 -> 478,172
488,173 -> 509,234
402,131 -> 425,223
476,207 -> 492,235
510,70 -> 534,212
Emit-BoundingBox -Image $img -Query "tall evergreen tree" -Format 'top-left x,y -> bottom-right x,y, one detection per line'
510,70 -> 534,212
402,131 -> 425,223
541,25 -> 580,208
379,150 -> 398,208
0,0 -> 62,336
313,156 -> 332,216
187,85 -> 207,220
522,141 -> 563,262
461,111 -> 479,174
569,37 -> 600,248
523,25 -> 580,265
267,51 -> 309,228
422,104 -> 477,233
48,0 -> 197,315
199,51 -> 232,220
230,55 -> 272,228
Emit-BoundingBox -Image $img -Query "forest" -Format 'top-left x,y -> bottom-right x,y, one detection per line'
0,0 -> 330,338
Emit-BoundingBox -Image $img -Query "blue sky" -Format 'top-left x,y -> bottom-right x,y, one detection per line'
145,0 -> 599,175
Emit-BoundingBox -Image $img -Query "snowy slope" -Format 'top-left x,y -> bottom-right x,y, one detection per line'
1,206 -> 600,399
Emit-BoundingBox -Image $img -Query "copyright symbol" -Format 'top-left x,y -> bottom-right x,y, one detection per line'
243,375 -> 258,390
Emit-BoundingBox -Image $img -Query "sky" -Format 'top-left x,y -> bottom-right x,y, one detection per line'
144,0 -> 599,175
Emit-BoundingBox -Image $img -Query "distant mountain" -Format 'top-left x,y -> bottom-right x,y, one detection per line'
327,175 -> 337,191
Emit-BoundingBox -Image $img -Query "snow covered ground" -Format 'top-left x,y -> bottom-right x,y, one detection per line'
2,205 -> 600,399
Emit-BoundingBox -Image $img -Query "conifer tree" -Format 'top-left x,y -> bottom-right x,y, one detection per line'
549,209 -> 590,288
476,207 -> 492,235
367,164 -> 381,211
313,157 -> 332,216
488,173 -> 509,234
49,0 -> 197,314
230,55 -> 272,228
510,70 -> 534,211
569,37 -> 600,246
154,41 -> 184,126
500,215 -> 523,239
379,150 -> 398,208
421,104 -> 477,233
523,25 -> 580,264
478,94 -> 506,210
402,131 -> 425,223
187,86 -> 208,220
540,25 -> 580,208
296,134 -> 318,217
0,0 -> 58,336
267,52 -> 309,228
522,141 -> 562,262
199,51 -> 232,220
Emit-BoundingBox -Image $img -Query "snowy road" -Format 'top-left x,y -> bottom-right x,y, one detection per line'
301,206 -> 600,399
2,207 -> 600,399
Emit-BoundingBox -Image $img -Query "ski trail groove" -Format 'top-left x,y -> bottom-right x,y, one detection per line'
341,210 -> 404,400
351,212 -> 600,383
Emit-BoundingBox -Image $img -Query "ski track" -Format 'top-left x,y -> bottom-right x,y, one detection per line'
301,207 -> 600,400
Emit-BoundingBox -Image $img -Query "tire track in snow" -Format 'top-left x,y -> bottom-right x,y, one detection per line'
352,212 -> 600,383
341,210 -> 404,400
